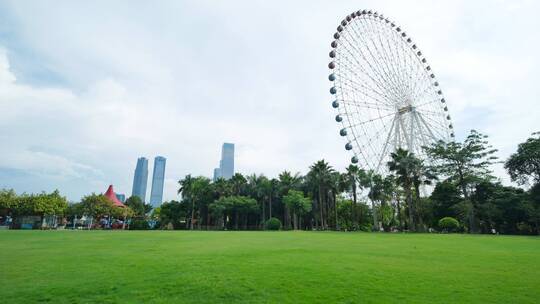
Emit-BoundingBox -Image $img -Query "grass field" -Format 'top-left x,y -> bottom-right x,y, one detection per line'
0,231 -> 539,303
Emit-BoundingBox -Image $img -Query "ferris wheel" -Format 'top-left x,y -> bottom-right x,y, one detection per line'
329,9 -> 454,175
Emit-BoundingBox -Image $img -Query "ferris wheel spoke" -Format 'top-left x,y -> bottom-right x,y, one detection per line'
379,19 -> 410,94
376,24 -> 411,97
338,99 -> 395,111
335,58 -> 399,106
415,107 -> 444,117
337,36 -> 396,98
342,22 -> 404,100
355,18 -> 408,97
416,113 -> 450,139
337,79 -> 398,108
413,96 -> 440,109
345,111 -> 396,130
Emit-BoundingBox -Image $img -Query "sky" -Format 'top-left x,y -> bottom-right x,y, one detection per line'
0,0 -> 538,202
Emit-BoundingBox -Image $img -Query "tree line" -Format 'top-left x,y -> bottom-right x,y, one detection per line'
1,130 -> 538,234
156,130 -> 539,234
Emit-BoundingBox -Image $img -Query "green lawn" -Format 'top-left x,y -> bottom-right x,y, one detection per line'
0,231 -> 538,303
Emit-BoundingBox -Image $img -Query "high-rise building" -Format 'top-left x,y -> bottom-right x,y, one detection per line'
212,143 -> 235,180
220,143 -> 235,179
213,167 -> 221,181
132,157 -> 148,202
150,156 -> 166,207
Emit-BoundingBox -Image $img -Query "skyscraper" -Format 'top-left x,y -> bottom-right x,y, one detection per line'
220,143 -> 235,179
213,167 -> 221,181
150,156 -> 166,207
132,157 -> 148,202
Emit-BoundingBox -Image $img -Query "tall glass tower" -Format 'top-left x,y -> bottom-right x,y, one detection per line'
131,157 -> 148,202
220,143 -> 235,179
150,156 -> 166,207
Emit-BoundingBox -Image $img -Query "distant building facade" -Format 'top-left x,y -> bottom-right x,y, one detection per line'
115,193 -> 126,203
132,157 -> 149,202
213,167 -> 221,181
150,156 -> 166,207
213,143 -> 234,180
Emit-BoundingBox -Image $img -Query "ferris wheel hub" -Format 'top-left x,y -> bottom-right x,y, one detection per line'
398,105 -> 415,115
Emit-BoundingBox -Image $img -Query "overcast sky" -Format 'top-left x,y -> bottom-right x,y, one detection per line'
0,0 -> 538,202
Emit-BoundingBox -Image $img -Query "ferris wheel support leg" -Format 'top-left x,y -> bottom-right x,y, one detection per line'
376,114 -> 397,172
397,114 -> 411,151
416,111 -> 438,142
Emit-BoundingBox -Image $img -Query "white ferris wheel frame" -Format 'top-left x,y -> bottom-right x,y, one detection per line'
328,9 -> 454,175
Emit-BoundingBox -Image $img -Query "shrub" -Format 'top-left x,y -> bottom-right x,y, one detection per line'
129,219 -> 149,230
265,217 -> 281,231
438,217 -> 459,232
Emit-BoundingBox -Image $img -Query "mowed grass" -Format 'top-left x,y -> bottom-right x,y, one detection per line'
0,231 -> 539,303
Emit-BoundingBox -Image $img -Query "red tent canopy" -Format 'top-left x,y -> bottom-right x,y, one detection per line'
104,185 -> 126,208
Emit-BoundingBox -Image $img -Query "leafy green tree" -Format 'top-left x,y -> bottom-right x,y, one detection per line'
505,132 -> 540,185
160,200 -> 188,229
0,189 -> 17,216
211,196 -> 258,230
125,196 -> 152,218
430,181 -> 461,223
179,175 -> 213,229
424,130 -> 498,233
80,193 -> 111,219
265,217 -> 281,230
278,171 -> 302,229
438,217 -> 459,232
337,198 -> 372,231
283,190 -> 311,230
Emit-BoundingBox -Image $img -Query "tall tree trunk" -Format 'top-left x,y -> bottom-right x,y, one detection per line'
318,185 -> 324,230
406,186 -> 415,232
261,197 -> 266,227
293,210 -> 298,230
235,210 -> 239,230
284,204 -> 290,230
352,182 -> 357,228
396,197 -> 402,230
190,198 -> 195,230
371,200 -> 378,231
333,192 -> 338,230
458,168 -> 475,234
269,196 -> 272,219
414,184 -> 424,232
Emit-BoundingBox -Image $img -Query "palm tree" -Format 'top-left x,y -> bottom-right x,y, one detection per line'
213,177 -> 231,199
247,174 -> 266,226
278,171 -> 302,229
329,171 -> 347,230
230,173 -> 247,196
345,165 -> 359,228
307,160 -> 334,230
178,175 -> 195,229
387,148 -> 424,231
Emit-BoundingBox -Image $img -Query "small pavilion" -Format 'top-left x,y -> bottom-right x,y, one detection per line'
104,185 -> 126,208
